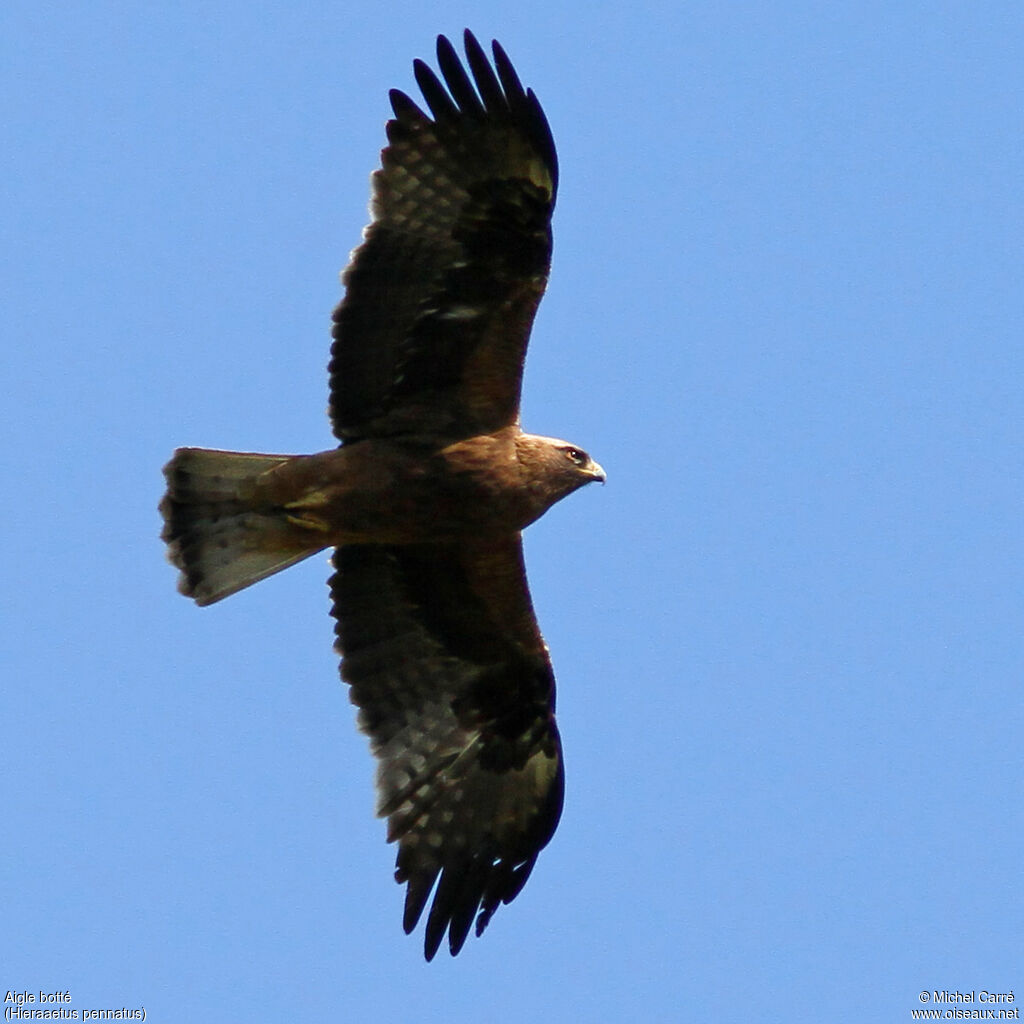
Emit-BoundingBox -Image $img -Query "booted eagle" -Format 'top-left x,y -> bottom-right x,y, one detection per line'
160,30 -> 603,960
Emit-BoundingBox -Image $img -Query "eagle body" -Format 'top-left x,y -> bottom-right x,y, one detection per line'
160,31 -> 602,960
268,428 -> 600,542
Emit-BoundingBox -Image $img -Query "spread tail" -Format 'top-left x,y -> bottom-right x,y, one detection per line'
160,447 -> 322,605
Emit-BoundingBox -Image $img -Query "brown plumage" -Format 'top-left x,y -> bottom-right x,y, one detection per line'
160,31 -> 603,960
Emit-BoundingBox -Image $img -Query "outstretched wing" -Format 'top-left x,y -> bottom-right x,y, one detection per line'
330,538 -> 564,960
329,31 -> 558,442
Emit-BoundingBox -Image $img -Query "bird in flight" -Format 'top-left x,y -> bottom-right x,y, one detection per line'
160,30 -> 603,960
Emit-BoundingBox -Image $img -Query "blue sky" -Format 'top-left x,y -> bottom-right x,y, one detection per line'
5,1 -> 1022,1020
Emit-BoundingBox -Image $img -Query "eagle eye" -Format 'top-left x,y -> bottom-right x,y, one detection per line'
563,447 -> 588,467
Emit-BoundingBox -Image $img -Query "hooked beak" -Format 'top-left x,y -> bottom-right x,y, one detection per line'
588,460 -> 607,484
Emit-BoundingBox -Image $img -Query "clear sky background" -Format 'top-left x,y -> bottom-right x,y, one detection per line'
5,2 -> 1022,1021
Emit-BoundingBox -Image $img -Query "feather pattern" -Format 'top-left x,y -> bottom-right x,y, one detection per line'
330,539 -> 564,960
328,30 -> 558,442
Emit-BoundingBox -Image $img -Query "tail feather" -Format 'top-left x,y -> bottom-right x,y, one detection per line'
160,447 -> 322,605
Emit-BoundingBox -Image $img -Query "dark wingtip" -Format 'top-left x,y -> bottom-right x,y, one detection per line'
436,31 -> 484,116
400,31 -> 557,200
389,87 -> 427,123
423,917 -> 445,962
413,55 -> 458,122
